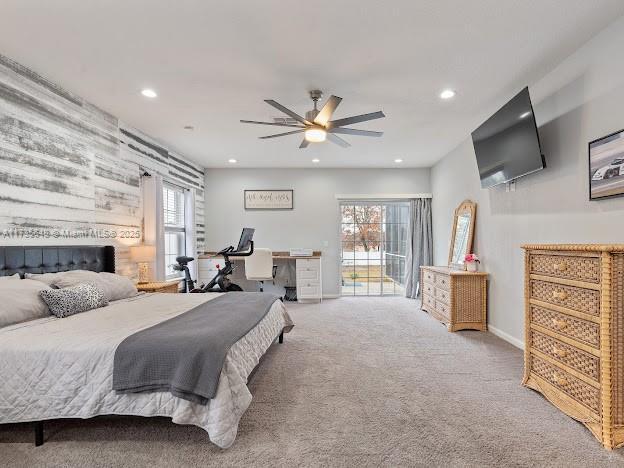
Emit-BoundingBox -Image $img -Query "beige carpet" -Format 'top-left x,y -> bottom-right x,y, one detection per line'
2,297 -> 624,467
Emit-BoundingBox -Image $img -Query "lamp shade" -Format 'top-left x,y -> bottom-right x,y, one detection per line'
130,244 -> 156,262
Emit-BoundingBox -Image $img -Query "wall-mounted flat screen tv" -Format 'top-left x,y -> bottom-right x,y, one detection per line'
471,87 -> 545,188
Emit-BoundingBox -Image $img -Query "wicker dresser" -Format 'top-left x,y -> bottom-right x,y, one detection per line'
420,266 -> 488,332
522,244 -> 624,449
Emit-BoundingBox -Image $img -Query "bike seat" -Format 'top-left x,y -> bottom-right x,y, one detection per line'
175,255 -> 195,264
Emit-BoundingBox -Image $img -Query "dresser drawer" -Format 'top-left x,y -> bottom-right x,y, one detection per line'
434,273 -> 450,291
423,292 -> 436,309
530,355 -> 599,414
530,254 -> 600,284
422,269 -> 435,284
297,284 -> 321,298
436,300 -> 450,320
434,287 -> 450,305
198,259 -> 220,269
297,268 -> 320,282
530,279 -> 600,316
296,259 -> 320,269
531,330 -> 599,382
530,305 -> 600,349
422,282 -> 435,297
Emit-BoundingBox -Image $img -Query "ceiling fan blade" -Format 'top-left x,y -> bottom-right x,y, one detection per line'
259,129 -> 306,139
328,111 -> 385,129
326,133 -> 351,148
264,100 -> 312,126
313,95 -> 342,126
330,128 -> 383,137
299,139 -> 310,149
240,120 -> 305,128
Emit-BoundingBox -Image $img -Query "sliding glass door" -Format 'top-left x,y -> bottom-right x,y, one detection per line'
340,201 -> 409,296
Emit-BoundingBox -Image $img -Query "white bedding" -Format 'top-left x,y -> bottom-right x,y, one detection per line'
0,292 -> 292,448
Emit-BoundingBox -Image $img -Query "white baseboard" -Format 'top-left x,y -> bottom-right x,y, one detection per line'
488,325 -> 525,350
322,293 -> 340,299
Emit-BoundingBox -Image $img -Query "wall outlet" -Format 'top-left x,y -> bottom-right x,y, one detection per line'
322,240 -> 329,247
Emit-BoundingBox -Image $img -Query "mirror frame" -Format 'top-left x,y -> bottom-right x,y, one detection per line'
448,199 -> 477,269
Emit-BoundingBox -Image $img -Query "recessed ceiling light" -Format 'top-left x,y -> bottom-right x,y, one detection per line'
519,111 -> 532,119
228,158 -> 237,164
312,158 -> 320,163
141,89 -> 157,98
439,89 -> 456,100
394,158 -> 403,163
183,125 -> 194,131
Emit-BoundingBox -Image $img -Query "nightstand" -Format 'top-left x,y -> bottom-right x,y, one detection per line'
136,281 -> 180,293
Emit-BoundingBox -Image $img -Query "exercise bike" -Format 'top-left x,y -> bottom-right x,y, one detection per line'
174,228 -> 255,293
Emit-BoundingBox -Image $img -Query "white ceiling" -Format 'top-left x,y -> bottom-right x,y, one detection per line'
1,1 -> 623,169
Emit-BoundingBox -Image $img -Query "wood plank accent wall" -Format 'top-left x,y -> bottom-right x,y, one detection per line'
0,54 -> 205,276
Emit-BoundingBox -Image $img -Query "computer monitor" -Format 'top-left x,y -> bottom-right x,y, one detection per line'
236,228 -> 255,252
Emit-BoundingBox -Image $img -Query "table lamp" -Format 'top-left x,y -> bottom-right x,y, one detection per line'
130,244 -> 156,284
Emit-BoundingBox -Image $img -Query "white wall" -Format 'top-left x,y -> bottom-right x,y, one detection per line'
204,168 -> 430,296
431,16 -> 624,347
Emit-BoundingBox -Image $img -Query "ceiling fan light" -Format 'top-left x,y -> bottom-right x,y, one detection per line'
305,127 -> 327,143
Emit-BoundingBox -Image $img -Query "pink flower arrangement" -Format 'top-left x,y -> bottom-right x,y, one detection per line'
464,253 -> 480,263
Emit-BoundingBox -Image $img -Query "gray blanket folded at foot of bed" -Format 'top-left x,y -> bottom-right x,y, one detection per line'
113,292 -> 281,404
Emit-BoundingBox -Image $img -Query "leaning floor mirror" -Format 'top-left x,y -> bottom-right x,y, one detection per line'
448,200 -> 476,270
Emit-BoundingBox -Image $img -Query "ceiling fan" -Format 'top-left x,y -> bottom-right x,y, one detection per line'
240,90 -> 385,148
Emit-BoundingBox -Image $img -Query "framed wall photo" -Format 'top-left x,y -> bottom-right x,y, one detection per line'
589,129 -> 624,200
244,190 -> 294,210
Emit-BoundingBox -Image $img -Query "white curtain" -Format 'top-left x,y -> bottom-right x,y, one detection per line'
405,198 -> 433,298
184,188 -> 197,281
142,174 -> 166,281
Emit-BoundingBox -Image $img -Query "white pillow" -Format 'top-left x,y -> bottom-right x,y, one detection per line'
95,272 -> 138,301
29,270 -> 137,302
0,273 -> 21,280
44,270 -> 100,288
0,279 -> 51,328
25,271 -> 68,286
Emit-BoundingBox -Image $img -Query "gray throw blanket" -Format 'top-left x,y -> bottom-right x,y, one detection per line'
113,292 -> 280,404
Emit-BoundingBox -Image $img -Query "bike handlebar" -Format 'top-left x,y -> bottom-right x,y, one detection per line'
225,241 -> 254,257
213,241 -> 254,259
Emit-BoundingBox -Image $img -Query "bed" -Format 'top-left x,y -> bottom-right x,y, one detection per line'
0,246 -> 293,449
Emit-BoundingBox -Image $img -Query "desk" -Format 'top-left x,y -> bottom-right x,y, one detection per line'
197,251 -> 322,302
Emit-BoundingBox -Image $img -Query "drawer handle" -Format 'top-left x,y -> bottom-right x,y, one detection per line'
552,318 -> 568,330
554,374 -> 568,387
553,347 -> 568,358
552,291 -> 568,301
552,263 -> 567,272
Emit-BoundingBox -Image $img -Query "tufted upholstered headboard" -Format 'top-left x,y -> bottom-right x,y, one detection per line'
0,246 -> 115,277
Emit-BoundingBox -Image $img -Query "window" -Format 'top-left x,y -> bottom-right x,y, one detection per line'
340,201 -> 409,296
163,183 -> 186,278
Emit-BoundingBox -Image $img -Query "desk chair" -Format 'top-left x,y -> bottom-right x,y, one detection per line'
244,248 -> 277,292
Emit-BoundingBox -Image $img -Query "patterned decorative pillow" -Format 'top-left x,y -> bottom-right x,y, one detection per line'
40,282 -> 109,318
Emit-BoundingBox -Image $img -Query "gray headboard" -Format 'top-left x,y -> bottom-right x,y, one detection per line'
0,246 -> 115,277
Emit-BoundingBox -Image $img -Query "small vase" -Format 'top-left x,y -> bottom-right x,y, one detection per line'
466,262 -> 478,272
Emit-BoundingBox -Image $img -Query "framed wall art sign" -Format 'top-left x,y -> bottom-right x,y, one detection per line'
244,190 -> 294,210
589,128 -> 624,200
